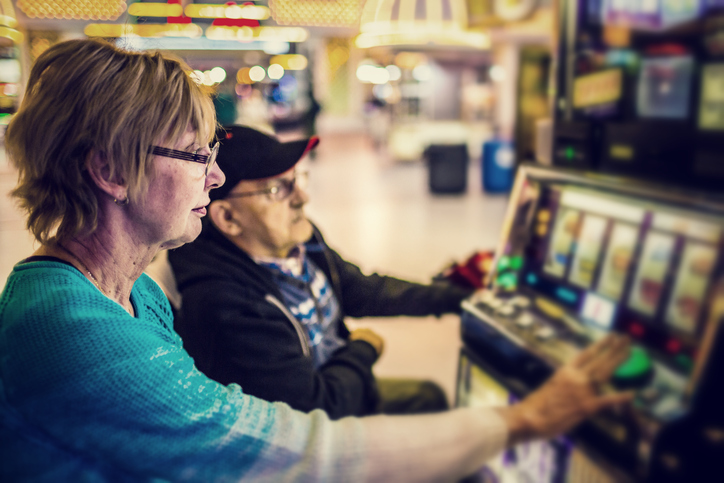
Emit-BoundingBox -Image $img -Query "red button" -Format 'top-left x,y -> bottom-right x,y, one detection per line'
629,323 -> 645,337
666,339 -> 681,354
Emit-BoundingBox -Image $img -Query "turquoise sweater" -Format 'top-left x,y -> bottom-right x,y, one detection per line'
0,261 -> 508,482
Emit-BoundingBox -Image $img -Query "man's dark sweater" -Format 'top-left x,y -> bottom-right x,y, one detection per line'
169,221 -> 473,420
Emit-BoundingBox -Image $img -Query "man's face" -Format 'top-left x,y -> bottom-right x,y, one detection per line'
225,169 -> 313,258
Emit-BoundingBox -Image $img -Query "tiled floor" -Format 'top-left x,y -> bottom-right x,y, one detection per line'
0,127 -> 510,403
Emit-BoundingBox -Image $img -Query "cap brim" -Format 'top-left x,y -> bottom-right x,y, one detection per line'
251,136 -> 319,181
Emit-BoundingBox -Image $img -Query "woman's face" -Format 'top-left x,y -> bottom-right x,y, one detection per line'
131,126 -> 225,250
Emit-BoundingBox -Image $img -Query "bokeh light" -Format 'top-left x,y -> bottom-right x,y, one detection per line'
249,65 -> 266,82
267,64 -> 285,80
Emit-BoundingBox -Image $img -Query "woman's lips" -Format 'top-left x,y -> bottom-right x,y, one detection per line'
192,206 -> 207,216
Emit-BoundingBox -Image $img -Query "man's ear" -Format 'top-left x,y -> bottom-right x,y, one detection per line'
209,200 -> 243,237
85,150 -> 128,202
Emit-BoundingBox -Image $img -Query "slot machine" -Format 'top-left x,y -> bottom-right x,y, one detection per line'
457,165 -> 724,481
456,1 -> 724,480
552,0 -> 724,191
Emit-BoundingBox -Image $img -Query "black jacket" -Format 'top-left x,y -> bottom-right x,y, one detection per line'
168,221 -> 474,420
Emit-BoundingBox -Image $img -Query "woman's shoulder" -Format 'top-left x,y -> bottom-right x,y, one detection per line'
0,263 -> 181,369
2,261 -> 114,325
4,259 -> 87,298
0,261 -> 170,330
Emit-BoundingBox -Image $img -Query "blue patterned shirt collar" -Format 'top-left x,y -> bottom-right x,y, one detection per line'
252,244 -> 306,277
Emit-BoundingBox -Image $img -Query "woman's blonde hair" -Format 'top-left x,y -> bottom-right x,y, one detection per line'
5,38 -> 216,244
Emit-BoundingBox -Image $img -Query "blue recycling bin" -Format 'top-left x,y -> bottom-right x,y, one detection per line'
482,139 -> 515,193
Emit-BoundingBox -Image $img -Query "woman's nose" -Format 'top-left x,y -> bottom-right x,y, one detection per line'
206,161 -> 226,190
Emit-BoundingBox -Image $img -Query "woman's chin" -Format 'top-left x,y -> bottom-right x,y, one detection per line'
161,222 -> 202,250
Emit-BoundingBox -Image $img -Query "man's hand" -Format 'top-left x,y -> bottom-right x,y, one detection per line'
498,334 -> 633,445
349,328 -> 385,357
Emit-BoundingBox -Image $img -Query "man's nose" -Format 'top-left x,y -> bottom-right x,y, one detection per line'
290,183 -> 309,205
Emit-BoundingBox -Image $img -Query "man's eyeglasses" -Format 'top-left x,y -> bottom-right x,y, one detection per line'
149,142 -> 220,176
225,171 -> 308,202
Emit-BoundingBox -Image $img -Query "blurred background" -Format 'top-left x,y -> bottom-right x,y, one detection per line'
2,5 -> 724,481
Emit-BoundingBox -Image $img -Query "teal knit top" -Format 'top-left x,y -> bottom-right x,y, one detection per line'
0,261 -> 509,482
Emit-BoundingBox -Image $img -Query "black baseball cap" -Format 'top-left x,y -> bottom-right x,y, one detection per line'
210,125 -> 319,201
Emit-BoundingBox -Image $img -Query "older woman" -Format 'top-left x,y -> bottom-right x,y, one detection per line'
0,39 -> 630,481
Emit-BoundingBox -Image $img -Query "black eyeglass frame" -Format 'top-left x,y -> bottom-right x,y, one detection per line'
149,142 -> 219,176
225,172 -> 307,202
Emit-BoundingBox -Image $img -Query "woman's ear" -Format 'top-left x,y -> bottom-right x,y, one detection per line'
209,200 -> 243,237
86,150 -> 128,202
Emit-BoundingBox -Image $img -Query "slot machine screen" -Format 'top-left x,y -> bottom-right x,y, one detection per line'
491,166 -> 724,422
552,0 -> 723,190
636,56 -> 694,119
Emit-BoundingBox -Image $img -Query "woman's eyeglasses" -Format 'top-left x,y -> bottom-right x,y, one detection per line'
225,171 -> 309,202
149,142 -> 220,176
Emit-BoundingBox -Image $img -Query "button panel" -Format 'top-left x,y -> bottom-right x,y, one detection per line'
470,292 -> 588,367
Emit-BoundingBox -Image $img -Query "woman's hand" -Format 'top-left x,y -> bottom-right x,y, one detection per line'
498,334 -> 633,445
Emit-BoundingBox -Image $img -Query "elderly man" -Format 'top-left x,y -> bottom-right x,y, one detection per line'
168,125 -> 475,420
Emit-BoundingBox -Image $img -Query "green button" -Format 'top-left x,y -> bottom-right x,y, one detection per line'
614,346 -> 652,379
496,272 -> 518,290
497,256 -> 511,272
676,354 -> 693,373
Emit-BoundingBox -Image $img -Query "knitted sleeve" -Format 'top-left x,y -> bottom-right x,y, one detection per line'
0,262 -> 507,481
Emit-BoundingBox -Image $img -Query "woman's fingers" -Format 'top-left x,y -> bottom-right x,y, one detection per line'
591,390 -> 636,413
588,340 -> 631,382
572,333 -> 627,373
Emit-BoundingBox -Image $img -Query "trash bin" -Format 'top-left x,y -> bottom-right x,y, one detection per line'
424,144 -> 468,194
482,139 -> 515,193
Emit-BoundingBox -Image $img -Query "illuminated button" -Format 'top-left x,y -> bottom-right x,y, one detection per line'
675,354 -> 693,372
535,297 -> 565,320
516,313 -> 535,328
555,287 -> 578,304
565,146 -> 575,160
510,296 -> 531,308
535,326 -> 555,340
497,305 -> 516,317
496,272 -> 518,290
628,322 -> 645,338
613,346 -> 654,389
666,339 -> 681,354
487,298 -> 504,310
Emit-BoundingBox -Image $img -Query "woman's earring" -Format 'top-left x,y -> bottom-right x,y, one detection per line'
114,197 -> 129,206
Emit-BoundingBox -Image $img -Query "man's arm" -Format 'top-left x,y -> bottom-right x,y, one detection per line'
178,279 -> 382,419
321,246 -> 474,317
